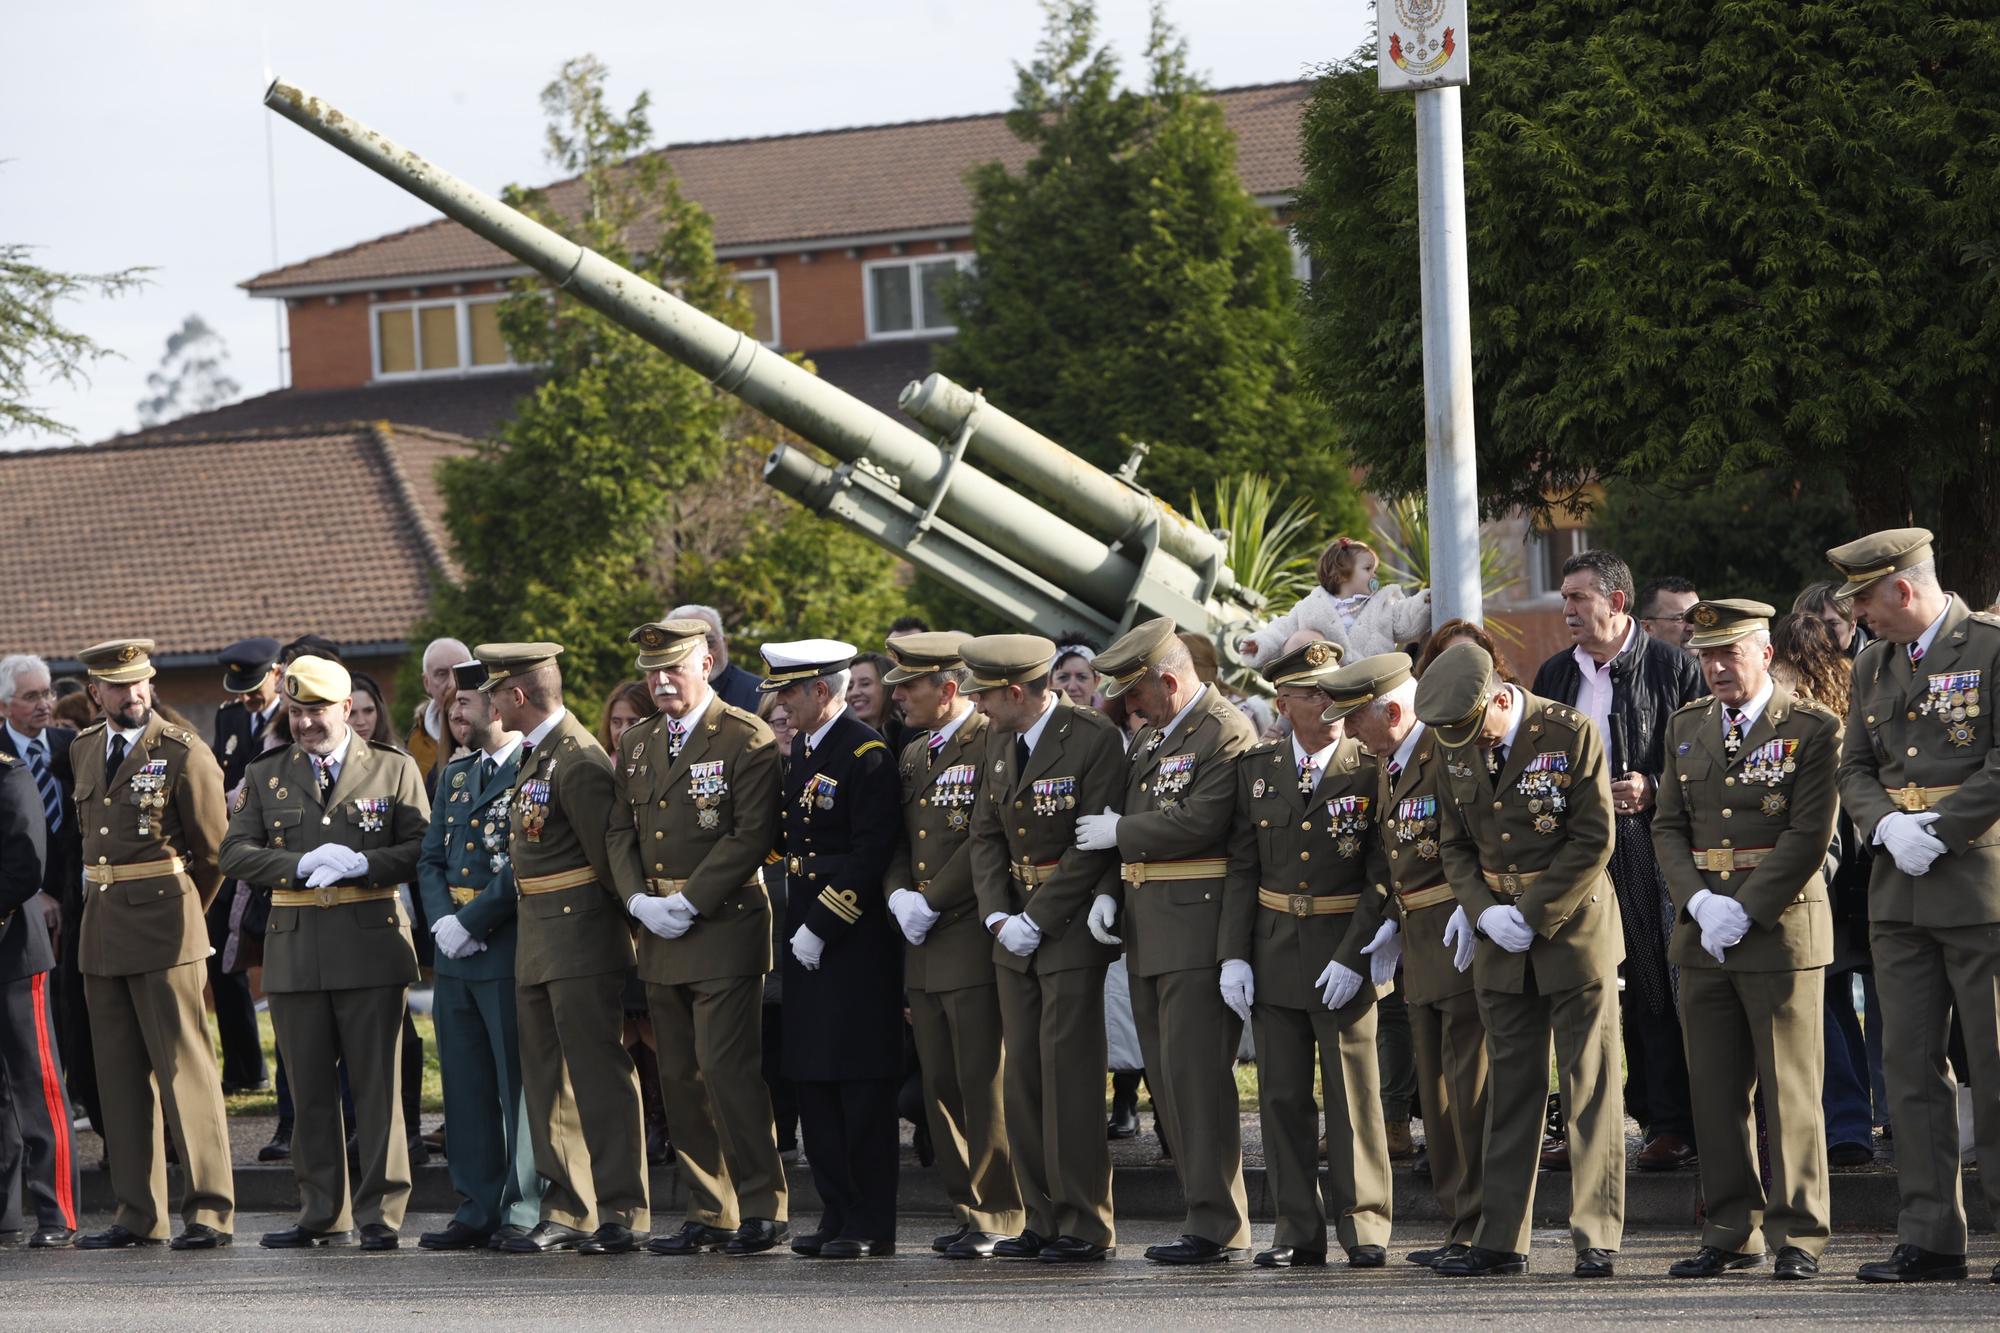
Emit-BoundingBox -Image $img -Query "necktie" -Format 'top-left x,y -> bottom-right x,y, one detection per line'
1724,708 -> 1745,757
314,756 -> 335,799
106,734 -> 128,782
1387,759 -> 1403,784
480,756 -> 497,786
1297,756 -> 1315,795
26,738 -> 61,832
927,731 -> 947,767
1015,736 -> 1031,775
1486,744 -> 1505,776
667,722 -> 686,760
1909,643 -> 1925,667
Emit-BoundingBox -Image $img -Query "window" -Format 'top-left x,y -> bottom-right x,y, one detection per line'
372,296 -> 515,379
1289,230 -> 1315,285
734,269 -> 780,346
1529,525 -> 1598,598
864,254 -> 971,339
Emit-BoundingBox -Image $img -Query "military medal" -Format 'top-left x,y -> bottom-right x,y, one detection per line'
131,760 -> 170,836
452,770 -> 466,789
517,778 -> 551,841
1325,794 -> 1370,857
802,773 -> 839,811
1761,791 -> 1788,816
1155,754 -> 1197,810
1252,778 -> 1267,799
1416,836 -> 1439,860
1532,813 -> 1559,834
689,760 -> 728,831
351,796 -> 390,833
1517,752 -> 1570,829
275,787 -> 288,800
268,775 -> 279,789
224,734 -> 239,756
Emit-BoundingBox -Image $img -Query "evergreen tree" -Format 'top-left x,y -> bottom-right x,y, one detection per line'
1,238 -> 148,439
136,314 -> 240,427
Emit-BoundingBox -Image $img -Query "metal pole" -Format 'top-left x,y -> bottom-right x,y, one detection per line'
1414,85 -> 1483,626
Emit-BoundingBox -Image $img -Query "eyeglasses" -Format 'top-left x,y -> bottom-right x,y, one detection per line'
13,689 -> 57,704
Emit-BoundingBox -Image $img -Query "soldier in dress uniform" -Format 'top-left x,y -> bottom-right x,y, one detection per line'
1650,600 -> 1839,1281
606,620 -> 788,1258
761,639 -> 903,1259
1826,529 -> 2000,1285
1332,652 -> 1489,1270
219,654 -> 428,1251
65,640 -> 234,1250
413,659 -> 542,1251
880,632 -> 1024,1259
1080,618 -> 1256,1265
1416,641 -> 1625,1278
963,633 -> 1125,1263
1222,639 -> 1397,1268
206,635 -> 281,1095
472,643 -> 648,1256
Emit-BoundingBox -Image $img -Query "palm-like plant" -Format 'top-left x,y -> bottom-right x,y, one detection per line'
1371,496 -> 1525,643
1188,473 -> 1321,614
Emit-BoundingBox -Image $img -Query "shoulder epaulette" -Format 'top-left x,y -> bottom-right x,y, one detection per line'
1539,703 -> 1585,731
0,751 -> 14,767
1245,739 -> 1284,759
77,719 -> 107,738
1969,611 -> 2000,631
1670,697 -> 1710,718
1793,696 -> 1841,722
246,747 -> 288,768
854,739 -> 887,758
160,724 -> 199,748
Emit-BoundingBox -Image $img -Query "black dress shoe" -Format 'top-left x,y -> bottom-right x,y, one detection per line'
1144,1234 -> 1246,1265
504,1221 -> 586,1253
359,1223 -> 399,1252
1435,1245 -> 1529,1276
28,1226 -> 77,1249
1348,1244 -> 1386,1268
487,1225 -> 530,1251
171,1224 -> 230,1251
1038,1236 -> 1113,1263
1774,1247 -> 1819,1280
992,1230 -> 1046,1259
942,1231 -> 1007,1259
418,1221 -> 491,1251
790,1229 -> 833,1257
407,1134 -> 430,1168
1406,1243 -> 1469,1268
261,1225 -> 353,1249
1254,1245 -> 1327,1268
1669,1245 -> 1764,1278
80,1225 -> 165,1250
257,1129 -> 292,1163
723,1219 -> 787,1256
580,1223 -> 640,1255
932,1221 -> 974,1252
1574,1247 -> 1616,1278
648,1221 -> 733,1256
818,1236 -> 894,1258
1856,1243 -> 1967,1283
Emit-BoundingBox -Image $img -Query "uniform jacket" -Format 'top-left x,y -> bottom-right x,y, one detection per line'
968,697 -> 1124,976
0,756 -> 51,984
712,662 -> 763,714
505,710 -> 632,987
210,701 -> 269,793
1653,685 -> 1838,971
1438,690 -> 1623,994
608,690 -> 781,986
0,724 -> 79,906
417,747 -> 524,982
1376,724 -> 1472,1007
1111,685 -> 1257,978
219,733 -> 426,992
1222,735 -> 1389,1010
884,709 -> 995,993
68,713 -> 227,977
1838,595 -> 2000,927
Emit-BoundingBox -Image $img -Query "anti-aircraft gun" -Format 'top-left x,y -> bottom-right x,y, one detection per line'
263,81 -> 1266,652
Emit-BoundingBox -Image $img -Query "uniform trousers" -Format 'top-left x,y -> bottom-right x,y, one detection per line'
1409,986 -> 1488,1245
994,965 -> 1114,1247
432,974 -> 541,1234
1130,966 -> 1250,1248
268,984 -> 410,1232
516,970 -> 649,1231
908,980 -> 1022,1236
0,972 -> 78,1231
1252,993 -> 1392,1252
646,974 -> 788,1228
84,960 -> 234,1237
1374,981 -> 1416,1123
796,1076 -> 900,1241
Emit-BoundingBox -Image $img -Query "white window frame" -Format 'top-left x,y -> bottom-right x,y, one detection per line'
1526,526 -> 1596,601
370,294 -> 519,381
1289,229 -> 1313,284
733,267 -> 782,348
862,253 -> 974,341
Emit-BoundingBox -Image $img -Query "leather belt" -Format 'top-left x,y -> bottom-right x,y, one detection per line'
646,877 -> 690,895
1886,783 -> 1959,812
1480,868 -> 1542,899
448,886 -> 479,906
1691,847 -> 1773,872
1009,860 -> 1061,888
85,855 -> 187,886
1257,887 -> 1360,918
1121,857 -> 1229,885
1396,882 -> 1457,912
272,886 -> 397,909
516,866 -> 596,895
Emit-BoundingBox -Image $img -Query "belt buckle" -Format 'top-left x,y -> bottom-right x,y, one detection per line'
786,855 -> 803,875
313,885 -> 336,909
1702,849 -> 1731,872
1121,863 -> 1142,886
1288,893 -> 1314,919
1496,872 -> 1522,896
1900,782 -> 1927,812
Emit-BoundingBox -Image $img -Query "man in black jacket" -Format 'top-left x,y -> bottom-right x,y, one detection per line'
1532,550 -> 1706,1172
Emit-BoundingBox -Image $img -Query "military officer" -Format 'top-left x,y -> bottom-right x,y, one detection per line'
762,639 -> 903,1259
64,640 -> 234,1250
1417,641 -> 1625,1278
219,654 -> 428,1251
1332,652 -> 1489,1270
1223,639 -> 1396,1268
1081,618 -> 1257,1264
964,633 -> 1125,1263
1828,529 -> 2000,1284
607,620 -> 788,1258
881,632 -> 1024,1259
474,643 -> 649,1255
414,659 -> 542,1251
1650,600 -> 1839,1281
207,634 -> 281,1095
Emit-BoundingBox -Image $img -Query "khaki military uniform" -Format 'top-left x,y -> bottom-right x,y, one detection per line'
70,715 -> 234,1239
1653,685 -> 1838,1257
607,690 -> 786,1230
885,709 -> 1023,1238
1837,594 -> 2000,1253
219,734 -> 427,1233
1222,735 -> 1393,1254
509,709 -> 647,1234
1438,690 -> 1625,1258
1379,722 -> 1487,1248
1111,685 -> 1257,1249
969,697 -> 1124,1248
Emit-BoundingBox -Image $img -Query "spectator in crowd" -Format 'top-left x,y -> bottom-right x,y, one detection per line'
1052,645 -> 1100,710
755,689 -> 798,1162
1417,618 -> 1522,684
847,651 -> 914,752
349,671 -> 401,750
887,616 -> 930,637
1531,550 -> 1706,1174
405,638 -> 471,780
1792,581 -> 1864,658
51,692 -> 96,730
1636,577 -> 1701,653
598,680 -> 657,754
667,605 -> 760,712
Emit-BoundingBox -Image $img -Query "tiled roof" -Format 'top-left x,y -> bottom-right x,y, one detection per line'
244,81 -> 1309,292
110,370 -> 543,445
0,423 -> 474,664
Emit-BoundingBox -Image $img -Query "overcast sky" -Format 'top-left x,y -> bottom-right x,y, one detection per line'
4,1 -> 1372,449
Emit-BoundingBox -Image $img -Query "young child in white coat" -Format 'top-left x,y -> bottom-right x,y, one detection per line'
1239,536 -> 1433,666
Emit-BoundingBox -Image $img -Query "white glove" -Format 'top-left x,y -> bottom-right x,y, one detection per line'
294,846 -> 333,878
430,915 -> 485,959
305,862 -> 344,888
1075,806 -> 1122,852
889,887 -> 941,946
1314,958 -> 1363,1010
628,893 -> 691,940
1087,893 -> 1122,945
1360,920 -> 1403,987
1219,958 -> 1255,1022
1478,904 -> 1535,953
1876,810 -> 1947,877
996,913 -> 1042,957
1442,906 -> 1476,973
789,924 -> 824,970
309,844 -> 367,882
